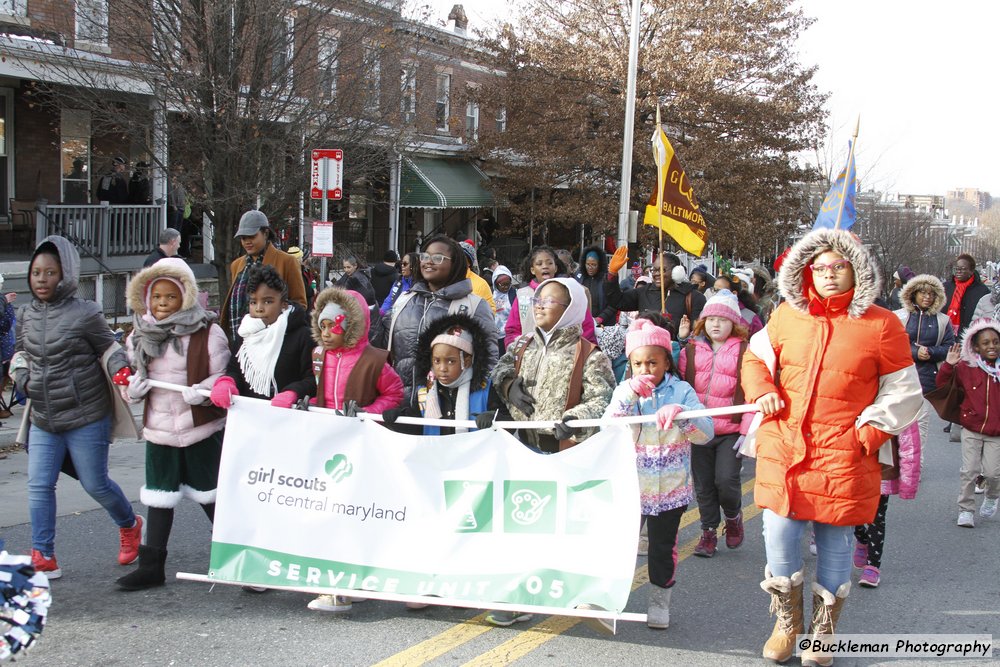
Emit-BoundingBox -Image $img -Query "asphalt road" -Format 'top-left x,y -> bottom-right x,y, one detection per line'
1,409 -> 998,666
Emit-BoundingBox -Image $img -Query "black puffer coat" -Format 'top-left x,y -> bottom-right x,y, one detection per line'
14,236 -> 128,433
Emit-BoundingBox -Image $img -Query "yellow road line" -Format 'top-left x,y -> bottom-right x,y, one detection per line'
462,500 -> 765,667
375,478 -> 757,667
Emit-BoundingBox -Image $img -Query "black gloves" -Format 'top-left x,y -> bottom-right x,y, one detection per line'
553,417 -> 577,441
381,406 -> 412,425
474,412 -> 497,430
507,377 -> 536,416
340,400 -> 359,418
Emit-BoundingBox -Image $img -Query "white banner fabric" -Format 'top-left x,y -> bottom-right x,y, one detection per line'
209,400 -> 641,614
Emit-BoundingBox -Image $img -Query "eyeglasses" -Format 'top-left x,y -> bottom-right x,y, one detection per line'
809,260 -> 852,276
420,252 -> 451,265
531,297 -> 568,309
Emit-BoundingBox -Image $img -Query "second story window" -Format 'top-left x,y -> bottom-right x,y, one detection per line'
0,0 -> 27,18
400,64 -> 416,124
465,99 -> 479,142
364,45 -> 381,114
436,74 -> 450,131
318,32 -> 338,99
496,107 -> 507,133
76,0 -> 109,46
271,15 -> 295,87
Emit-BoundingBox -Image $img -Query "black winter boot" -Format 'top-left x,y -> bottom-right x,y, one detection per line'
116,545 -> 167,591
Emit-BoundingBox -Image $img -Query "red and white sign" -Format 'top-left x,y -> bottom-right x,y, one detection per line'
311,149 -> 343,200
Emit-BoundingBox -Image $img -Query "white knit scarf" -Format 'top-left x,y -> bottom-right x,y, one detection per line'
423,366 -> 473,433
236,306 -> 291,396
974,356 -> 1000,383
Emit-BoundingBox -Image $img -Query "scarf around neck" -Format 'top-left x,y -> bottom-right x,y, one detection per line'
423,366 -> 474,433
236,306 -> 291,396
131,305 -> 214,379
975,355 -> 1000,383
947,276 -> 973,328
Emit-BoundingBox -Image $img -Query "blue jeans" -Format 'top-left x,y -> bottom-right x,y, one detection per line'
762,509 -> 853,592
27,415 -> 136,555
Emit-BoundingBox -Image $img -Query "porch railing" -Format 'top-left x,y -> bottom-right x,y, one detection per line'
35,201 -> 164,260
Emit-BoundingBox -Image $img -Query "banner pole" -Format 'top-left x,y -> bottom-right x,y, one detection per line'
834,115 -> 860,231
655,106 -> 667,313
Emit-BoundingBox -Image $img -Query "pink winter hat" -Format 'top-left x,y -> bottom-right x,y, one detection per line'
625,318 -> 673,357
699,289 -> 742,325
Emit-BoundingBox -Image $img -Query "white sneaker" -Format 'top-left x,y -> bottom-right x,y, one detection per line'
957,511 -> 975,528
307,594 -> 352,612
975,485 -> 986,494
980,497 -> 998,518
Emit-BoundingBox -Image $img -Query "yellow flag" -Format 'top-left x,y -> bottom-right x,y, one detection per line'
643,124 -> 708,256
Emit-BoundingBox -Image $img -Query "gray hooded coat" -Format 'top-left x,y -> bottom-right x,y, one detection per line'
14,236 -> 128,432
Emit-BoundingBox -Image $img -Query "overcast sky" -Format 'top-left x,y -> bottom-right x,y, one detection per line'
422,0 -> 998,197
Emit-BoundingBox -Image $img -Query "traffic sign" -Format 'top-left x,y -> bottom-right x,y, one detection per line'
311,149 -> 343,200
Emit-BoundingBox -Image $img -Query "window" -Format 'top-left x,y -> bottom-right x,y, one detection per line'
496,106 -> 507,133
271,15 -> 295,85
153,0 -> 182,62
76,0 -> 109,45
61,110 -> 91,204
0,0 -> 27,17
318,31 -> 338,99
364,45 -> 381,114
435,74 -> 450,131
465,99 -> 479,141
400,64 -> 416,123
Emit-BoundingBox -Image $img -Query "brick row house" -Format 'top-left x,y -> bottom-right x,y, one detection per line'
0,0 -> 508,310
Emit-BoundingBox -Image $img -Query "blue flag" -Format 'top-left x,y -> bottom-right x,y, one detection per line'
813,141 -> 857,230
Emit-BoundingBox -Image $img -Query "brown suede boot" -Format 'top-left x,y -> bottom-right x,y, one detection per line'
800,581 -> 851,667
760,567 -> 805,663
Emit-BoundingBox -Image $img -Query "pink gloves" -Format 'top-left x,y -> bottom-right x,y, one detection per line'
210,376 -> 239,409
628,374 -> 657,398
270,390 -> 298,409
655,404 -> 684,431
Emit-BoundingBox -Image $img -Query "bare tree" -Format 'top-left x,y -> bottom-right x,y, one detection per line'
24,0 -> 424,289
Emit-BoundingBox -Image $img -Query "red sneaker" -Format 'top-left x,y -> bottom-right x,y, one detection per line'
723,511 -> 745,549
118,515 -> 144,565
31,549 -> 62,579
693,529 -> 717,557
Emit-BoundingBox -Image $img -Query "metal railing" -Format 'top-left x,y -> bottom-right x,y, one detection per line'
35,201 -> 163,259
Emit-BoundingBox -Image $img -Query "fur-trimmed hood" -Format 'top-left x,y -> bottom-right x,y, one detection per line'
127,257 -> 199,314
899,274 -> 946,315
415,312 -> 494,388
960,318 -> 1000,365
311,287 -> 369,350
777,228 -> 881,319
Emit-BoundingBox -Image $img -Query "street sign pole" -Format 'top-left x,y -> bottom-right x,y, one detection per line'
320,157 -> 328,288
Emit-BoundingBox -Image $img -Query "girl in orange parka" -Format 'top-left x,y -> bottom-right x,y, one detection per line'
741,229 -> 922,666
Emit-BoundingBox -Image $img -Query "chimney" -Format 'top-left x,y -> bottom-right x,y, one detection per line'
448,4 -> 468,36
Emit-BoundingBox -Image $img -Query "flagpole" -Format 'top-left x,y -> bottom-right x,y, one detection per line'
654,106 -> 666,314
616,0 -> 643,254
834,116 -> 860,230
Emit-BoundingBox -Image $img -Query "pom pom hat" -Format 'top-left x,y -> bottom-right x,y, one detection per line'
699,289 -> 742,326
625,318 -> 673,357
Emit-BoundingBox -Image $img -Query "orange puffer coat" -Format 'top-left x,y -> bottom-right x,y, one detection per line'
741,229 -> 922,526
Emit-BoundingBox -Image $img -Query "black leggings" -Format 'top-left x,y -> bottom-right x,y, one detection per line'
646,505 -> 686,588
853,494 -> 889,568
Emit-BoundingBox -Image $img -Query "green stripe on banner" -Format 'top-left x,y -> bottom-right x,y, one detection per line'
209,541 -> 631,611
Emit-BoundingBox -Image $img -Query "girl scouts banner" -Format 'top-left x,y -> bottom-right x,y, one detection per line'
207,400 -> 641,614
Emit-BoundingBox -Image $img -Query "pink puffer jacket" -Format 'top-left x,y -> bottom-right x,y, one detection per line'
882,421 -> 920,498
126,324 -> 230,447
311,287 -> 403,413
679,336 -> 754,436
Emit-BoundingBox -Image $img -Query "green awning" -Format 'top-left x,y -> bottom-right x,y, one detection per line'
400,157 -> 495,209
